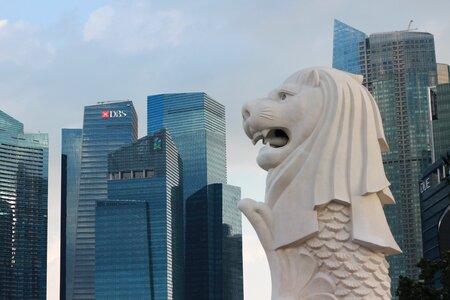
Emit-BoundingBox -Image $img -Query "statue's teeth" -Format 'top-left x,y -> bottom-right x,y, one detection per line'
252,131 -> 262,145
262,129 -> 270,138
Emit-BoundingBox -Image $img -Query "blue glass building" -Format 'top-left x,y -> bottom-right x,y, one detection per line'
420,153 -> 450,261
332,19 -> 369,85
97,130 -> 183,300
147,93 -> 243,299
431,83 -> 450,159
148,93 -> 227,199
185,184 -> 242,299
61,128 -> 82,300
0,110 -> 48,300
333,20 -> 438,296
95,200 -> 152,299
71,101 -> 137,299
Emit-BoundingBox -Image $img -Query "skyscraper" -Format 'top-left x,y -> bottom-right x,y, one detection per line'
419,154 -> 450,262
61,128 -> 82,300
333,20 -> 437,295
0,110 -> 48,300
147,93 -> 243,299
185,184 -> 242,299
71,101 -> 137,299
148,93 -> 227,199
98,130 -> 183,300
430,82 -> 450,159
95,200 -> 152,299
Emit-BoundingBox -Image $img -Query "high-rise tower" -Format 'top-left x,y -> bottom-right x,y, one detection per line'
148,93 -> 227,199
61,128 -> 82,300
97,130 -> 183,300
429,80 -> 450,159
0,110 -> 48,300
333,20 -> 437,295
71,101 -> 137,299
147,93 -> 243,299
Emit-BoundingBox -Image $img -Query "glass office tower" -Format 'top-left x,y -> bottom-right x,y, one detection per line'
420,155 -> 450,261
98,130 -> 183,300
147,93 -> 243,299
419,153 -> 450,287
185,184 -> 242,299
60,128 -> 82,300
72,101 -> 137,299
148,93 -> 227,199
333,20 -> 437,296
333,19 -> 369,85
431,83 -> 450,158
95,200 -> 152,299
0,110 -> 48,300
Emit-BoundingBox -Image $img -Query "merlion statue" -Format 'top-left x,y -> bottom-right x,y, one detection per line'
239,67 -> 401,300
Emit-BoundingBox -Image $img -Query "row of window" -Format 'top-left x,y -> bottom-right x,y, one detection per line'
108,170 -> 155,180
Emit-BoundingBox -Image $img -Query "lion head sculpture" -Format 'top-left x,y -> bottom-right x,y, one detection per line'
241,67 -> 400,254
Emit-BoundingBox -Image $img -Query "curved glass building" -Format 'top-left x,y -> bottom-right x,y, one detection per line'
0,110 -> 48,300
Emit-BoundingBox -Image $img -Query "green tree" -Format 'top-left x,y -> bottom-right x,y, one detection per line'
396,250 -> 450,300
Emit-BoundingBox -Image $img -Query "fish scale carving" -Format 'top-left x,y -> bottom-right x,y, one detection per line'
298,202 -> 391,299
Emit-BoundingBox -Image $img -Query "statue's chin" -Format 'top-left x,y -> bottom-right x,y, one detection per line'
257,146 -> 283,171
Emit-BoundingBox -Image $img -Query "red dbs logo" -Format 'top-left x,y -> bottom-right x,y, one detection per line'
102,111 -> 109,118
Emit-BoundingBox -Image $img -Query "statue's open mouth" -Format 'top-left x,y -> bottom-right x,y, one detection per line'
252,129 -> 289,148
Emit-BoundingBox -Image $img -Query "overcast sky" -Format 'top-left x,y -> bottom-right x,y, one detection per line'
2,0 -> 450,299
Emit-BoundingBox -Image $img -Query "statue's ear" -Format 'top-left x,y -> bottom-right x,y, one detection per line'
304,69 -> 320,87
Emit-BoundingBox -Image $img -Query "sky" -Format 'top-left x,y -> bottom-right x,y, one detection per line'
1,0 -> 450,299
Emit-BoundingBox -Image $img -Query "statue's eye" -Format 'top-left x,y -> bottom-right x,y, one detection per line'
280,92 -> 287,101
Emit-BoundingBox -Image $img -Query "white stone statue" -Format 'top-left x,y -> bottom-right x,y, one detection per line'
239,67 -> 401,300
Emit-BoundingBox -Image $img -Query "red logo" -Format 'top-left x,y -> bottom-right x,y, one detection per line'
102,111 -> 109,119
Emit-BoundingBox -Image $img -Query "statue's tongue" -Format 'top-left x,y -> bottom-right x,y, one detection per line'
264,129 -> 289,148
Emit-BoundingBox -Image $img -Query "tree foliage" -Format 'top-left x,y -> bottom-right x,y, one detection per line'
396,250 -> 450,300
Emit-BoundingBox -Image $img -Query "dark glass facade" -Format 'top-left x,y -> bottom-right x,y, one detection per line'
333,20 -> 437,296
420,153 -> 450,261
100,130 -> 183,300
0,110 -> 48,300
431,83 -> 450,158
61,128 -> 82,300
185,184 -> 243,300
72,101 -> 138,299
147,93 -> 243,299
95,200 -> 152,299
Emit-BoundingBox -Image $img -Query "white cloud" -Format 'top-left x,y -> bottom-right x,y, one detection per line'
82,1 -> 189,53
83,6 -> 115,42
0,19 -> 7,29
0,19 -> 54,66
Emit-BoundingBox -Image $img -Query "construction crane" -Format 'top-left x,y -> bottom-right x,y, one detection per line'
407,20 -> 418,31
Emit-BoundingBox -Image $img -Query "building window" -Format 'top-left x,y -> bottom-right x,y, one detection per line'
122,171 -> 132,179
134,170 -> 144,178
110,172 -> 120,180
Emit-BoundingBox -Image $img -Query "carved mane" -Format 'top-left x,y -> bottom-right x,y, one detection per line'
265,67 -> 400,253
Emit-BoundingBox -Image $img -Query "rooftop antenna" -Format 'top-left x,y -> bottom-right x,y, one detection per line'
407,20 -> 418,31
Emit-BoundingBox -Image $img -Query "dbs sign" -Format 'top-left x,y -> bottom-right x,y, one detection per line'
102,110 -> 127,119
